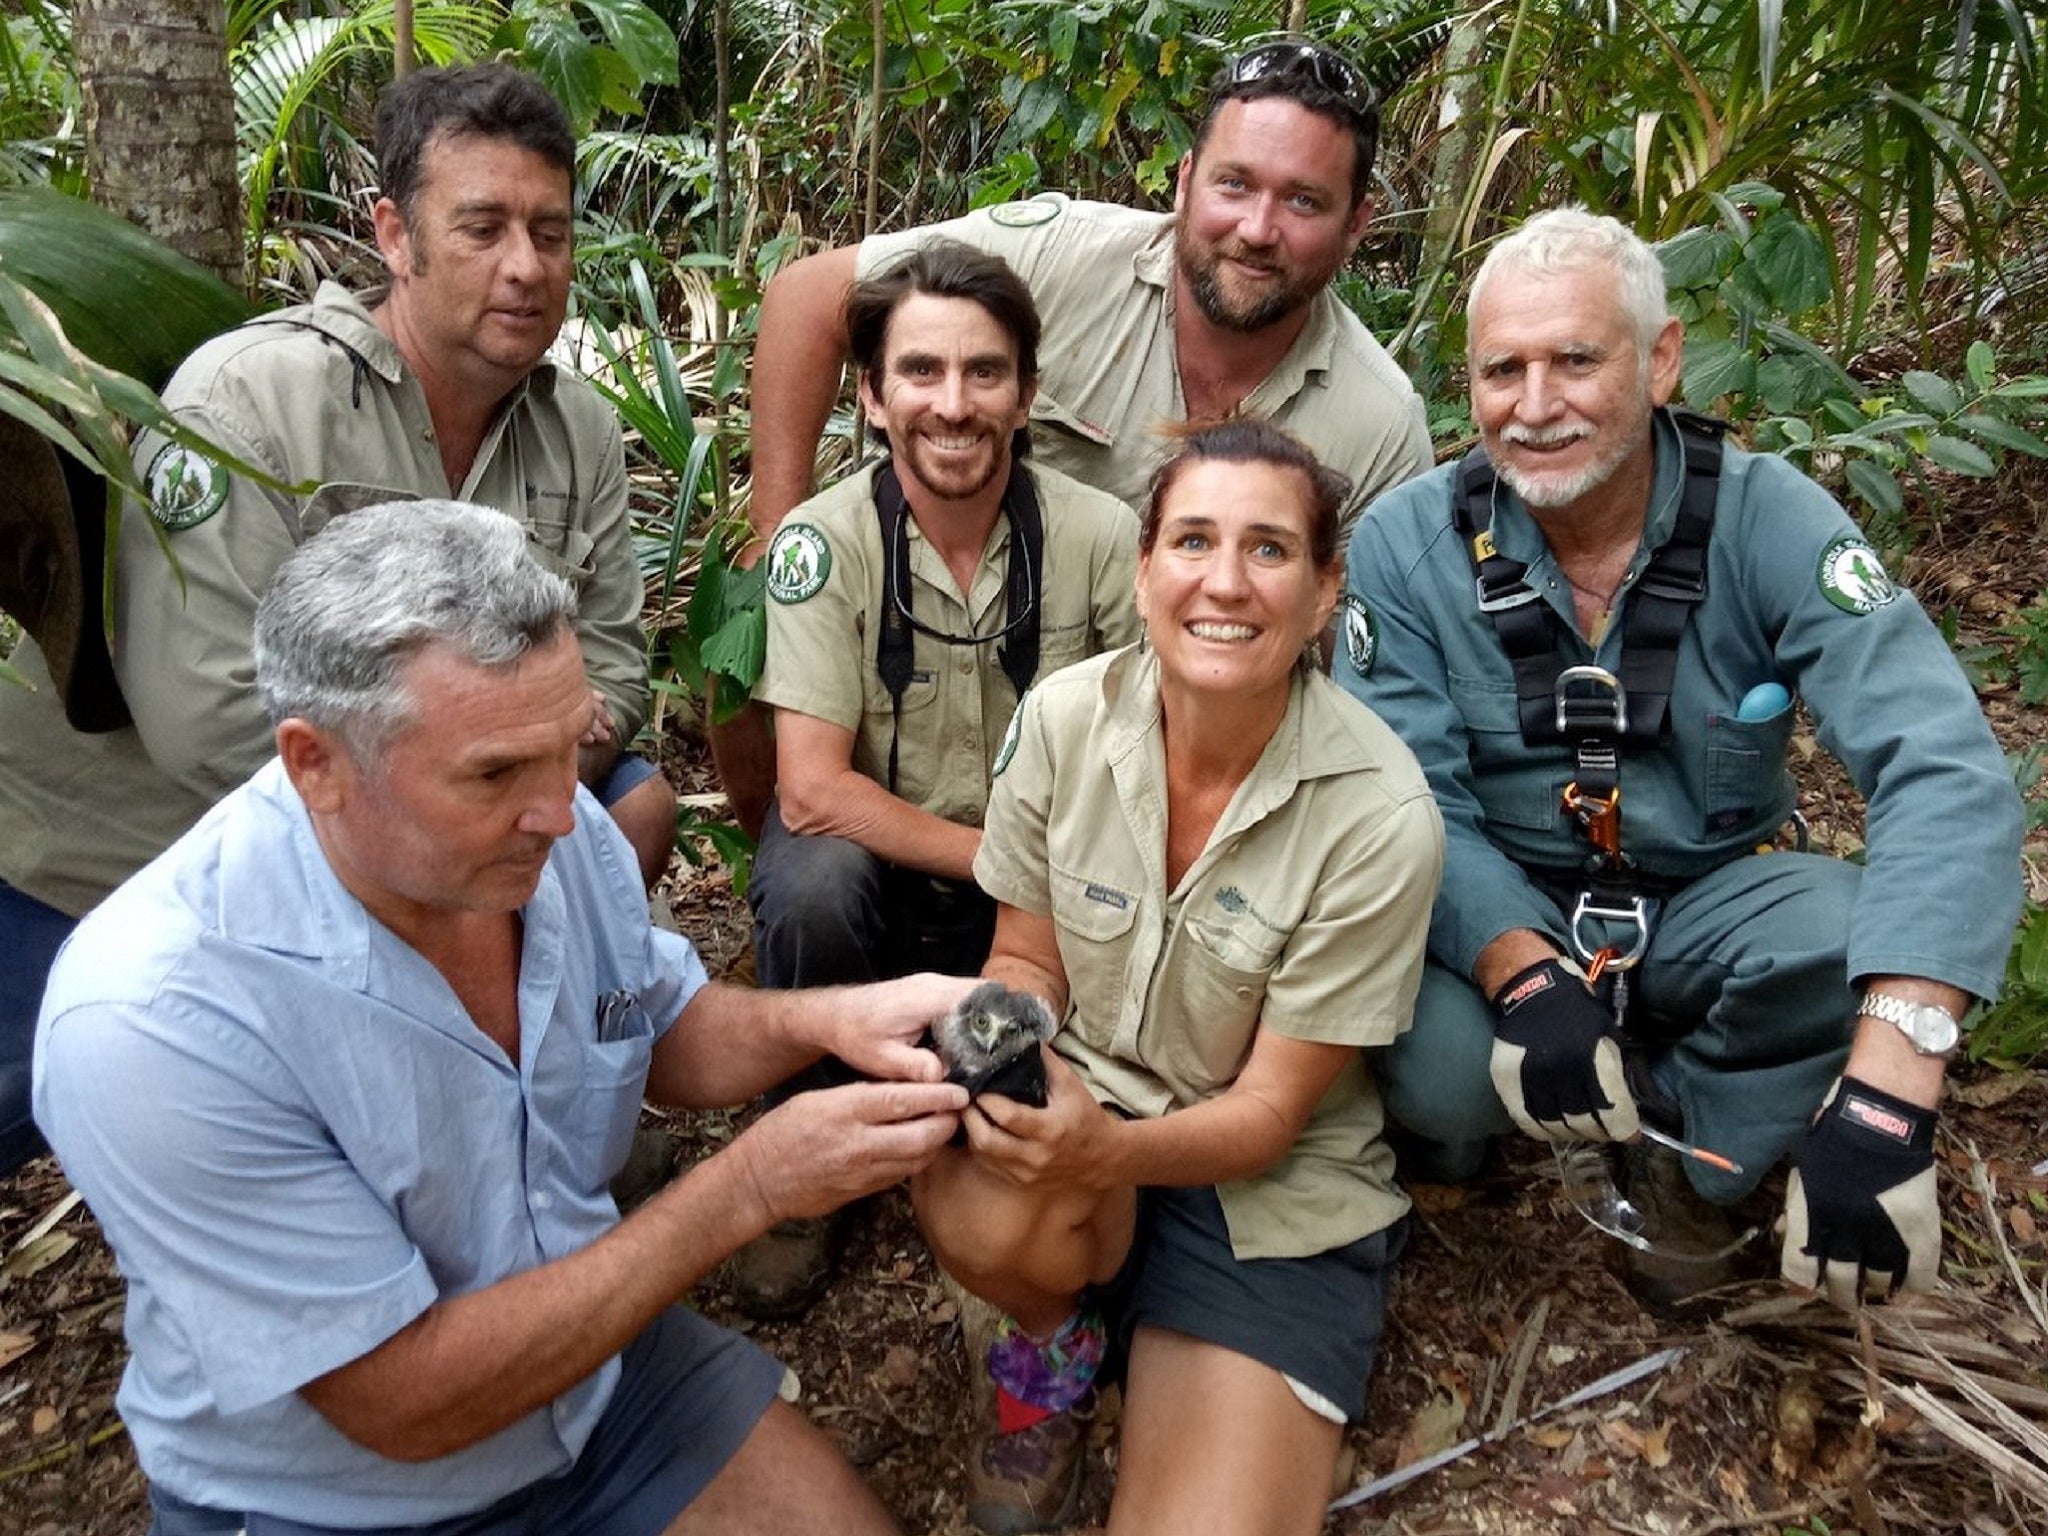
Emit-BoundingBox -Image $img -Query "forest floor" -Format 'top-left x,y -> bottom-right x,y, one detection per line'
1,471 -> 2044,1535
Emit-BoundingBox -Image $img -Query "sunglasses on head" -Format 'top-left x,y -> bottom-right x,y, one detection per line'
1224,40 -> 1378,119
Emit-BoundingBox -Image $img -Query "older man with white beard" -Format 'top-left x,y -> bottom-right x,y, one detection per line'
1337,208 -> 2022,1316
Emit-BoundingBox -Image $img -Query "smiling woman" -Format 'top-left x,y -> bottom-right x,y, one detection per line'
911,420 -> 1446,1535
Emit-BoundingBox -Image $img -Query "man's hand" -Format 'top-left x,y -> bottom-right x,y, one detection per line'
962,1047 -> 1117,1192
1781,1075 -> 1939,1306
577,688 -> 620,785
1487,956 -> 1640,1142
826,972 -> 980,1084
735,1079 -> 969,1227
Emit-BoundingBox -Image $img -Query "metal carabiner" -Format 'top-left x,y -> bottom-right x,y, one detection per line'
1554,664 -> 1629,737
1560,780 -> 1623,855
1568,890 -> 1652,971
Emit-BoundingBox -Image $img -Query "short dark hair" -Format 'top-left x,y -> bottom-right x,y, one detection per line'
1191,44 -> 1379,210
1141,418 -> 1350,569
846,238 -> 1043,397
374,64 -> 575,224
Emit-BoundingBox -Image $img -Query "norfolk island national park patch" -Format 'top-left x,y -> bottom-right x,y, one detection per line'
146,444 -> 229,531
1342,593 -> 1378,676
1816,537 -> 1898,616
987,199 -> 1062,229
992,695 -> 1027,777
766,523 -> 832,604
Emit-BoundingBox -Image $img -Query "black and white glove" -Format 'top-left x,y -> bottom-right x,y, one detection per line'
1781,1075 -> 1939,1306
1486,956 -> 1640,1143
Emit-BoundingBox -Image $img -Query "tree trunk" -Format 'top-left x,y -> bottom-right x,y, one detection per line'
72,0 -> 243,292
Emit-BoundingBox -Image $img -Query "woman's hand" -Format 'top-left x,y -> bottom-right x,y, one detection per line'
962,1046 -> 1119,1192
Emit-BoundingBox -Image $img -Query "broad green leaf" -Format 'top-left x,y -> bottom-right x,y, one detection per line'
1680,338 -> 1753,407
700,609 -> 766,713
577,0 -> 677,85
1923,434 -> 1996,476
1965,340 -> 1997,394
0,187 -> 249,388
1844,458 -> 1904,518
1901,370 -> 1962,417
1655,226 -> 1734,291
1955,414 -> 2048,458
1745,214 -> 1832,317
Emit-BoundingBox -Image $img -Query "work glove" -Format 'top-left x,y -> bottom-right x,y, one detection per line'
1781,1075 -> 1939,1306
1487,956 -> 1640,1143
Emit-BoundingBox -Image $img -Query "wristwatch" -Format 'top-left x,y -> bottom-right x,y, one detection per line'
1858,992 -> 1961,1057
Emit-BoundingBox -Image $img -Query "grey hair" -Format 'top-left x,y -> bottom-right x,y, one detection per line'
1468,207 -> 1672,358
254,499 -> 576,754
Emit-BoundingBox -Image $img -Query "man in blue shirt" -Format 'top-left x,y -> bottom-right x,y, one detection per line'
34,500 -> 972,1535
1339,209 -> 2024,1313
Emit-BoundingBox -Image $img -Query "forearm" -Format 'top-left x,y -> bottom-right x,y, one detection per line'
780,765 -> 981,880
643,981 -> 836,1106
301,1145 -> 772,1461
748,245 -> 861,546
1087,1086 -> 1303,1190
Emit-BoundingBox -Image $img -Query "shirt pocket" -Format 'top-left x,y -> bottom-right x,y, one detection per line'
1159,914 -> 1271,1095
1447,668 -> 1560,830
1703,707 -> 1794,835
527,518 -> 597,596
1048,862 -> 1138,1055
574,1005 -> 656,1188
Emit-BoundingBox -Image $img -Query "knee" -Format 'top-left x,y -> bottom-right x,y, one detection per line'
751,828 -> 880,929
1378,964 -> 1510,1146
609,771 -> 679,890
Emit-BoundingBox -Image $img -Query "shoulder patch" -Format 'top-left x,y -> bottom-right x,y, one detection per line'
766,522 -> 832,604
992,692 -> 1028,777
987,199 -> 1061,230
1816,537 -> 1898,616
1342,593 -> 1378,676
146,444 -> 229,531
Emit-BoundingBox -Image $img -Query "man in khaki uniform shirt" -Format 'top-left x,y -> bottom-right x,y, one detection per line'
735,241 -> 1138,1317
715,41 -> 1435,837
0,65 -> 671,1174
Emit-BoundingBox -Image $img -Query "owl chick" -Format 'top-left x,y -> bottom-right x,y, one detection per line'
931,980 -> 1056,1098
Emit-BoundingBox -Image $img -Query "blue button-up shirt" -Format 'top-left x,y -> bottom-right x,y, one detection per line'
34,760 -> 706,1524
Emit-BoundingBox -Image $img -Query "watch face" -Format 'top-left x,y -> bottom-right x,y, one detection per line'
1909,1005 -> 1960,1055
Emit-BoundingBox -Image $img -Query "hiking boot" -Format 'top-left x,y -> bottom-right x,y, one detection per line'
609,1126 -> 679,1214
728,1212 -> 845,1321
966,1388 -> 1092,1536
1617,1141 -> 1745,1318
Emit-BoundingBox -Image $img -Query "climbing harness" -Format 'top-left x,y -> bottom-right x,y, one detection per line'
1455,407 -> 1728,986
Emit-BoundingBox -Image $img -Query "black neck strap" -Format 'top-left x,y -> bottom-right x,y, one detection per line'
873,458 -> 1044,793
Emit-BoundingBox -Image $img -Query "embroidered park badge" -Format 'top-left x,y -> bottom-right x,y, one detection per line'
992,696 -> 1027,777
765,523 -> 832,604
987,198 -> 1062,229
146,444 -> 229,531
1342,593 -> 1378,676
1817,537 -> 1898,616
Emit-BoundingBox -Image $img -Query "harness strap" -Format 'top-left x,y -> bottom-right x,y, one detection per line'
874,459 -> 1044,793
1454,409 -> 1727,957
1451,408 -> 1724,752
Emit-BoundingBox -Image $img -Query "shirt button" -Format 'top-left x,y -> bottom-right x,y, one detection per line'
532,1191 -> 552,1211
958,657 -> 974,675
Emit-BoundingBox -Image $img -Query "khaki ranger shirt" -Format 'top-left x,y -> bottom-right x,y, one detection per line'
860,195 -> 1434,546
0,282 -> 642,917
757,461 -> 1138,824
974,646 -> 1445,1259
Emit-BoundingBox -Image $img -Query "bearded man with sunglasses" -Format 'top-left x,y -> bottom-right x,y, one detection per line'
712,39 -> 1432,839
734,241 -> 1140,1319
